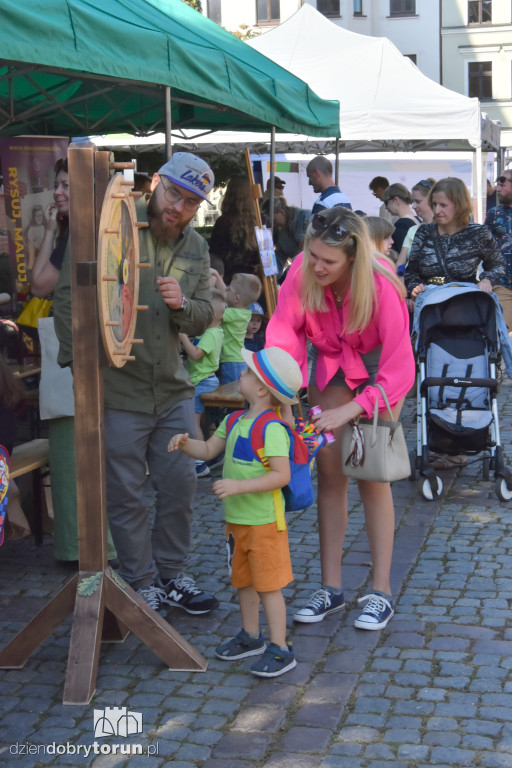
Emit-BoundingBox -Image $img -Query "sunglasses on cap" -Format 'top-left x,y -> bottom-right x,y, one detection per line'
311,212 -> 350,241
496,176 -> 512,185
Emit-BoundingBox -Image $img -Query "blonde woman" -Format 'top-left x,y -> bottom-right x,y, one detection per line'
266,207 -> 415,629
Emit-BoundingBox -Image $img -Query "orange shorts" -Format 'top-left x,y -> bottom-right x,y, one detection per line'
225,521 -> 293,593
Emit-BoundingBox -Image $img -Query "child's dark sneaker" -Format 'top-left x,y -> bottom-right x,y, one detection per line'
250,642 -> 297,678
215,629 -> 266,660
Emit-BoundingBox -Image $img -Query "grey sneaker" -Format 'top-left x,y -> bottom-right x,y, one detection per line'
215,629 -> 266,660
250,642 -> 297,678
293,588 -> 345,623
136,584 -> 166,613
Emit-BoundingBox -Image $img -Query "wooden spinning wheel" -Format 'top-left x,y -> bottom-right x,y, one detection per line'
0,150 -> 206,705
97,174 -> 145,367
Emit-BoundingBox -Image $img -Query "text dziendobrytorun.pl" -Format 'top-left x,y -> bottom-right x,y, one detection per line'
10,742 -> 160,757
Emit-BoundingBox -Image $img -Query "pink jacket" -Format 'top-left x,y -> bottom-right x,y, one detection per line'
266,253 -> 415,417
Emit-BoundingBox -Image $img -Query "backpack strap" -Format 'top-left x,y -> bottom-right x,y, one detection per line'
249,410 -> 290,531
225,410 -> 247,439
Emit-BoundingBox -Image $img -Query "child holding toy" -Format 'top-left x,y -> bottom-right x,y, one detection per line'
168,346 -> 302,678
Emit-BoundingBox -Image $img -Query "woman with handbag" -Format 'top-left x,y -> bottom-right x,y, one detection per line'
266,207 -> 415,630
404,177 -> 505,471
404,177 -> 504,300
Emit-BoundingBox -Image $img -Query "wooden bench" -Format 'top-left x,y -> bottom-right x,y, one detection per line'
200,381 -> 246,437
9,439 -> 49,545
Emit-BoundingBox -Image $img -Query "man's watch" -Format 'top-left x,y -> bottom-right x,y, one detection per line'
175,294 -> 188,312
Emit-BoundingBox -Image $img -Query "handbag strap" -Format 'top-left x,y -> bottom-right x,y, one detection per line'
374,384 -> 394,422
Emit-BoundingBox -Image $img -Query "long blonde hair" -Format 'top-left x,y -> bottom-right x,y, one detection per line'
301,208 -> 405,333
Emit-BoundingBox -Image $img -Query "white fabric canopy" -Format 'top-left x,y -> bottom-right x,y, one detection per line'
248,4 -> 483,147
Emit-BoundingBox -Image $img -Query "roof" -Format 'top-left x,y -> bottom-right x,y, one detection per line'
0,0 -> 340,138
248,4 -> 492,150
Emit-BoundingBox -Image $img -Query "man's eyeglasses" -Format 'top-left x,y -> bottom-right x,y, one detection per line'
160,176 -> 202,212
496,176 -> 512,185
311,212 -> 350,241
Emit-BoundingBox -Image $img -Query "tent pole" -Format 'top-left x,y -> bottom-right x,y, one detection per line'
475,142 -> 483,224
335,137 -> 340,185
165,86 -> 172,159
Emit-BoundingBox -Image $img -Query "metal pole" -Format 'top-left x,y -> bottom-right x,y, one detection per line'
269,126 -> 276,231
335,137 -> 340,185
164,86 -> 172,160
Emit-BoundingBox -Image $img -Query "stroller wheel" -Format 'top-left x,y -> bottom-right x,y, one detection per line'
419,475 -> 443,501
495,477 -> 512,502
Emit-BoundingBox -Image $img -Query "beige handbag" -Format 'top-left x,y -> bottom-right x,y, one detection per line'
341,384 -> 410,483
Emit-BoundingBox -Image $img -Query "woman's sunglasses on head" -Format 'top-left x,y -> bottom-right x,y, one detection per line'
312,212 -> 350,241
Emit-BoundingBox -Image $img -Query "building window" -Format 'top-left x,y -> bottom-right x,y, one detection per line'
404,53 -> 417,64
389,0 -> 415,14
353,0 -> 363,15
468,1 -> 492,24
317,0 -> 340,15
256,0 -> 280,23
469,61 -> 492,98
206,0 -> 221,24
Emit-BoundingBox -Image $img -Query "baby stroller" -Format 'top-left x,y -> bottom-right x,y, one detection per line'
410,283 -> 512,502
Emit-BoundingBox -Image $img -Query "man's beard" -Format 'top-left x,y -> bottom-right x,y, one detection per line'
498,192 -> 512,207
147,194 -> 185,242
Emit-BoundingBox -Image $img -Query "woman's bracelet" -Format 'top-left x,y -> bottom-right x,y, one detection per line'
396,264 -> 406,276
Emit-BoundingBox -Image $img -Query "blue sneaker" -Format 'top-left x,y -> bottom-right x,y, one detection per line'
354,593 -> 394,630
250,642 -> 297,678
216,629 -> 265,660
293,588 -> 345,623
195,461 -> 210,478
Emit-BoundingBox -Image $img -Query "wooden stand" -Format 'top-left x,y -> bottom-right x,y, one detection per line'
244,148 -> 279,314
0,147 -> 206,704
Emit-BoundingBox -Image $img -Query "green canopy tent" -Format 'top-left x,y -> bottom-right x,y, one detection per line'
0,0 -> 340,138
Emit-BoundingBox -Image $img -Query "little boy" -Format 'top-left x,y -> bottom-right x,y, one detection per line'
168,346 -> 302,678
179,290 -> 225,477
220,273 -> 262,384
244,301 -> 265,353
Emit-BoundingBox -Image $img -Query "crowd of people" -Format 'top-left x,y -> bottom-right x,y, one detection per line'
4,149 -> 512,680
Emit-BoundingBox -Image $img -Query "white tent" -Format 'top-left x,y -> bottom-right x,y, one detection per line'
248,3 -> 483,147
247,3 -> 499,220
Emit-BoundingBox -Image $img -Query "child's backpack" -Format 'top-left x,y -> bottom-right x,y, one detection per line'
225,409 -> 314,529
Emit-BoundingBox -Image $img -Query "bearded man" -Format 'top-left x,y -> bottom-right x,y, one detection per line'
485,171 -> 512,330
102,153 -> 219,615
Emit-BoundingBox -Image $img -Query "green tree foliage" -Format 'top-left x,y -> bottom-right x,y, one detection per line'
181,0 -> 202,12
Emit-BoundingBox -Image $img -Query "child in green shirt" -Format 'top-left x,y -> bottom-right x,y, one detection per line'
179,290 -> 226,477
168,346 -> 302,678
220,272 -> 262,384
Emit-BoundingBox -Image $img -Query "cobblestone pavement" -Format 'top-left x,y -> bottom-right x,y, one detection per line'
2,380 -> 512,768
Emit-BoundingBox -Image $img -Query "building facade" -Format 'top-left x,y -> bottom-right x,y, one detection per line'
202,1 -> 440,80
441,0 -> 512,149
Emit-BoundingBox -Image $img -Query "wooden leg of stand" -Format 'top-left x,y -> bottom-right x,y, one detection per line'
0,575 -> 78,669
63,573 -> 106,705
104,572 -> 207,672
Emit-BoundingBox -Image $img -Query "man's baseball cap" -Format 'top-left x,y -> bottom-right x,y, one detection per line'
158,152 -> 214,204
274,177 -> 286,189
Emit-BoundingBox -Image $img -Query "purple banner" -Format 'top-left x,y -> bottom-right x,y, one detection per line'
1,136 -> 69,299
